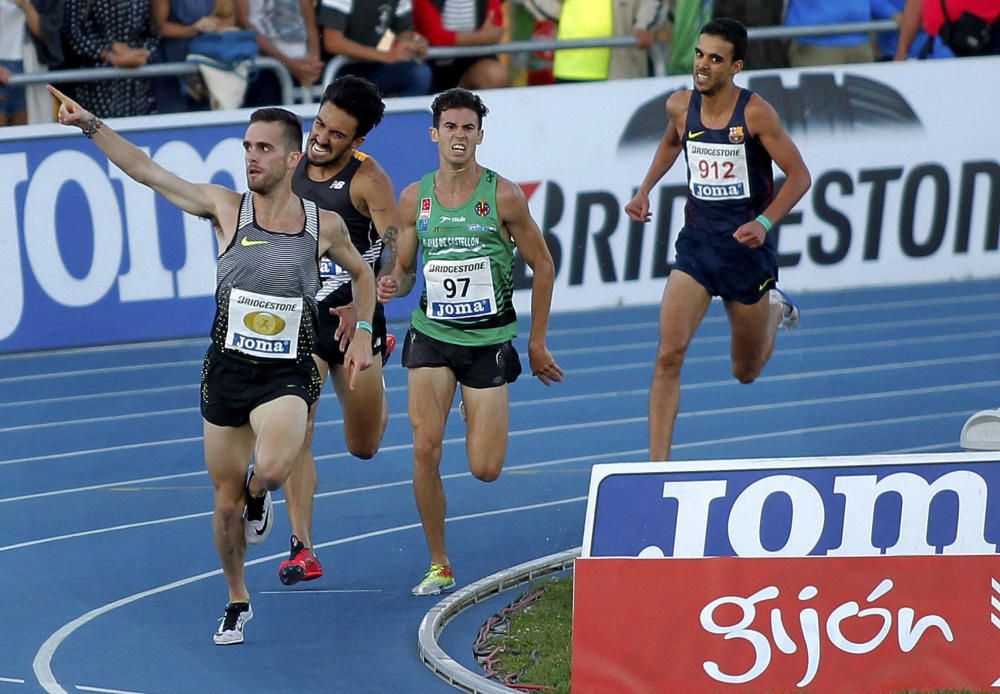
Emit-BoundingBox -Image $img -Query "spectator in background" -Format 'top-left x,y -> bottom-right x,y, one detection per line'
712,0 -> 788,69
236,0 -> 323,106
62,0 -> 159,118
413,0 -> 508,90
549,0 -> 667,82
1,0 -> 63,125
1,0 -> 31,126
872,0 -> 953,59
895,0 -> 1000,59
317,0 -> 433,97
784,0 -> 875,67
152,0 -> 236,113
666,0 -> 712,75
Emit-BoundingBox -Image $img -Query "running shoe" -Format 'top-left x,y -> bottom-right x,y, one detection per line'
243,469 -> 273,545
769,287 -> 801,330
412,563 -> 456,596
278,535 -> 323,585
383,333 -> 397,365
213,601 -> 253,645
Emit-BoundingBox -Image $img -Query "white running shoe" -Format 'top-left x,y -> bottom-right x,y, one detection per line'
213,602 -> 253,645
243,470 -> 273,545
769,287 -> 801,330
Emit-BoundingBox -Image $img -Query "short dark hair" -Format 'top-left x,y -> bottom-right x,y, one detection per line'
320,76 -> 386,138
431,88 -> 489,128
249,107 -> 303,153
700,17 -> 748,63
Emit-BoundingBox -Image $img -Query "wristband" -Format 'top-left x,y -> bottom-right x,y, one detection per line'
82,115 -> 103,139
755,214 -> 773,233
356,320 -> 373,334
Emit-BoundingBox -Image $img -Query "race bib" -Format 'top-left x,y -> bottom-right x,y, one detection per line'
424,257 -> 497,320
686,141 -> 750,200
224,288 -> 302,360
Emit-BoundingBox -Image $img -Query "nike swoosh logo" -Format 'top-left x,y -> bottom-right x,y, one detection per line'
241,237 -> 269,247
759,278 -> 774,291
688,130 -> 706,139
255,505 -> 271,536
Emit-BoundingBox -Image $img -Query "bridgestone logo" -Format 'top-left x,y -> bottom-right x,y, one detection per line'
427,259 -> 488,274
235,296 -> 296,311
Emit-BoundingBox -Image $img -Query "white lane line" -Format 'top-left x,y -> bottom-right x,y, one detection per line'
257,590 -> 382,595
1,375 -> 995,487
2,351 -> 993,467
5,327 -> 999,431
75,686 -> 145,694
0,676 -> 25,684
2,294 -> 997,388
0,407 -> 975,554
0,450 -> 638,553
31,496 -> 586,694
1,309 -> 995,413
0,361 -> 197,385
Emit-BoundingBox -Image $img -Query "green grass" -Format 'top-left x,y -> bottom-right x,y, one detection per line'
484,575 -> 573,693
480,576 -> 989,694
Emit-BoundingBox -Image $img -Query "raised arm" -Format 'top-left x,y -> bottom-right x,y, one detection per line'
498,177 -> 563,386
624,90 -> 688,223
48,85 -> 240,237
377,181 -> 419,302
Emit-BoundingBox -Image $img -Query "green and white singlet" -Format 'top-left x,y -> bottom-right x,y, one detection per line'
411,168 -> 518,347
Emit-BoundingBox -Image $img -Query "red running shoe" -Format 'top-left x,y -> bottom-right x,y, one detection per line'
278,535 -> 323,585
382,333 -> 397,365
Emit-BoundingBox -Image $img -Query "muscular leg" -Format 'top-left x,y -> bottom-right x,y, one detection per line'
331,356 -> 388,459
461,384 -> 509,482
284,358 -> 330,548
649,271 -> 713,461
724,293 -> 784,384
409,366 -> 457,567
204,420 -> 256,603
245,395 -> 310,495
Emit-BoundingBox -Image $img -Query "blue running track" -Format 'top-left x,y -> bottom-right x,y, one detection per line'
0,279 -> 998,692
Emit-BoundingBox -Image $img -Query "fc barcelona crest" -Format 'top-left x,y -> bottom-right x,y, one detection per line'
729,126 -> 745,144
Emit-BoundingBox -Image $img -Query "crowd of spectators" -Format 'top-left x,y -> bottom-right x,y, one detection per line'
0,0 -> 997,126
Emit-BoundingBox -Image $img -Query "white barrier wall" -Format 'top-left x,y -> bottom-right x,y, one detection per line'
475,56 -> 1000,313
0,57 -> 996,352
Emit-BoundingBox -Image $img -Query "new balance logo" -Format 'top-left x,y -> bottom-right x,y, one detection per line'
329,180 -> 346,189
241,237 -> 269,247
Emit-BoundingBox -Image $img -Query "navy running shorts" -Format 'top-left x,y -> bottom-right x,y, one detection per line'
400,327 -> 522,389
673,226 -> 778,305
313,284 -> 389,366
200,345 -> 322,427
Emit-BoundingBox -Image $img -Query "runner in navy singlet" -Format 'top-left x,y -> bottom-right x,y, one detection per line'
624,18 -> 812,461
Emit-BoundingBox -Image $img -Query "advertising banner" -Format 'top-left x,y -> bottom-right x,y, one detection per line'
573,555 -> 1000,692
573,452 -> 1000,692
0,106 -> 437,353
3,56 -> 998,352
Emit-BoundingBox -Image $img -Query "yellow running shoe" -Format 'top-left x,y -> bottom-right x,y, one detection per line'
412,563 -> 456,596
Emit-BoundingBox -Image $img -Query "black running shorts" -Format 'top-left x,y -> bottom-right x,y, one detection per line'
673,226 -> 778,305
200,345 -> 322,427
313,284 -> 389,366
401,327 -> 522,389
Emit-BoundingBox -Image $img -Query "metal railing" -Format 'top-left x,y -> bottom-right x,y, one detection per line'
6,19 -> 902,110
7,56 -> 298,106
